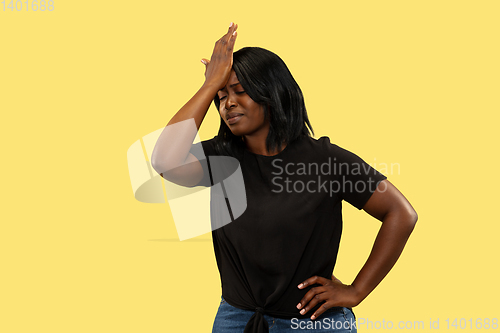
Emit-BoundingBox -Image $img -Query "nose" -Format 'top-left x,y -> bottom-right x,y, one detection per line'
224,94 -> 237,111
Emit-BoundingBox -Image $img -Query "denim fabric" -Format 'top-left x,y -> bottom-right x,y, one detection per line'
212,295 -> 357,332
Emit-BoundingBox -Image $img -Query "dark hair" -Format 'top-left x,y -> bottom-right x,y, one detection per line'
213,47 -> 314,158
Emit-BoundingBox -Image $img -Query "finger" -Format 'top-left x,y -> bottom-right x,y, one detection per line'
310,302 -> 333,321
227,29 -> 237,52
214,23 -> 237,54
226,22 -> 237,35
298,289 -> 329,316
217,23 -> 234,45
223,22 -> 238,45
201,59 -> 209,76
216,23 -> 234,49
231,23 -> 238,41
297,286 -> 328,311
298,275 -> 329,289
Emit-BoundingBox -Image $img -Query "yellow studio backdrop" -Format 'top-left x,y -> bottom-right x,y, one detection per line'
1,0 -> 499,332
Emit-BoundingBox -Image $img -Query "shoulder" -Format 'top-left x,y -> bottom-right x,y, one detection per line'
300,135 -> 370,163
300,135 -> 336,146
300,135 -> 343,153
189,136 -> 218,160
310,136 -> 346,151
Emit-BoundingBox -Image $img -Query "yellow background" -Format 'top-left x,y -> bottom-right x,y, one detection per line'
1,0 -> 499,332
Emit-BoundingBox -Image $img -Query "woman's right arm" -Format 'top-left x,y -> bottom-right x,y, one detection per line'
151,22 -> 238,187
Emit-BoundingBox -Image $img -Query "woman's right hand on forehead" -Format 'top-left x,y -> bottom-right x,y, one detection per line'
201,22 -> 238,90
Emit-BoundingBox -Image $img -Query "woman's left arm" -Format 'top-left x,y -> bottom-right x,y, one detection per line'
296,179 -> 418,320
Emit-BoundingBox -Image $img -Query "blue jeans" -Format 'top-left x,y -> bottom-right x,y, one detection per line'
212,295 -> 357,332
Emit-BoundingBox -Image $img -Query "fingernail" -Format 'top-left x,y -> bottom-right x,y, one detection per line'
311,315 -> 316,320
300,309 -> 305,315
230,22 -> 233,27
232,31 -> 236,36
200,60 -> 206,65
298,283 -> 303,288
296,303 -> 301,309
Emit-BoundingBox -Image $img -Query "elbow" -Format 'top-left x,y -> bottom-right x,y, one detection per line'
408,205 -> 418,224
151,158 -> 170,177
151,147 -> 186,177
404,208 -> 418,233
150,143 -> 173,175
151,157 -> 161,173
150,157 -> 162,175
150,147 -> 163,174
151,152 -> 173,176
412,210 -> 418,224
397,198 -> 418,231
386,206 -> 417,234
151,160 -> 174,178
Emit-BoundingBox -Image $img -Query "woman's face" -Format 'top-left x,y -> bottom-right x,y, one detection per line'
217,70 -> 269,138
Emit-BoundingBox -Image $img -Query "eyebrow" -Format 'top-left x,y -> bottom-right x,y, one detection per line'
219,82 -> 241,92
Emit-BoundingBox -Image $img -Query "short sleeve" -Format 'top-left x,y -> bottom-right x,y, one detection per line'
188,136 -> 218,187
323,137 -> 387,210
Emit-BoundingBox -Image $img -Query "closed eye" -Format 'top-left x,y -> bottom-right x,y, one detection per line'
219,91 -> 245,100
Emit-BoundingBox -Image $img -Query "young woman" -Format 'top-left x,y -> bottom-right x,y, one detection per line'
151,23 -> 418,333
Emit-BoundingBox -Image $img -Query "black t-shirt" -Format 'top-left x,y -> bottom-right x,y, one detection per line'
189,134 -> 387,333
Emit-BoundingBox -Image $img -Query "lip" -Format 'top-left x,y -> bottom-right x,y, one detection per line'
226,112 -> 243,120
226,112 -> 244,125
227,114 -> 243,125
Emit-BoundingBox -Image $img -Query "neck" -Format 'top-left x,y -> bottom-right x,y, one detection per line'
243,134 -> 286,156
